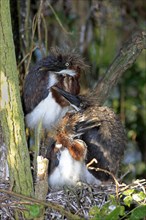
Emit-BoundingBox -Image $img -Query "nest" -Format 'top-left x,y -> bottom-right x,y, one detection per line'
0,179 -> 146,220
46,182 -> 115,219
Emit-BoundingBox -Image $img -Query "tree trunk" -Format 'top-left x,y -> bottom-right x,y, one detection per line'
0,0 -> 34,197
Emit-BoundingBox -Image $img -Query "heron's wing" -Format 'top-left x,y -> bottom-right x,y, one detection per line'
74,117 -> 101,134
23,68 -> 50,114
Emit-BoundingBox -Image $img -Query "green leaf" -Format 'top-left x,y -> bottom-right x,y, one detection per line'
108,195 -> 119,206
119,206 -> 125,216
29,204 -> 41,218
132,191 -> 146,202
123,189 -> 135,196
89,206 -> 103,220
130,205 -> 146,220
105,206 -> 125,220
24,204 -> 42,219
100,202 -> 111,215
123,195 -> 132,207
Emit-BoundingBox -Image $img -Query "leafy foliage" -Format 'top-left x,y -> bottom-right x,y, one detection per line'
25,204 -> 42,219
89,188 -> 146,220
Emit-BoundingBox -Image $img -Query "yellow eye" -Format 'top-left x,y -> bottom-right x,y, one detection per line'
65,62 -> 69,67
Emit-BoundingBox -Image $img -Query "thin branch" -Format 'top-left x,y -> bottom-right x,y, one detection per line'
17,46 -> 38,69
41,14 -> 48,55
87,158 -> 120,200
24,0 -> 31,53
37,0 -> 45,57
25,14 -> 38,75
47,2 -> 72,35
92,31 -> 146,105
119,179 -> 146,194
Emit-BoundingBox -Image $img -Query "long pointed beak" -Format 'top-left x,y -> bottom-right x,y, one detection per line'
53,86 -> 81,108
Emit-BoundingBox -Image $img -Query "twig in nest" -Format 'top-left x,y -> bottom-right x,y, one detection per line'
87,158 -> 120,199
119,179 -> 146,194
86,158 -> 98,168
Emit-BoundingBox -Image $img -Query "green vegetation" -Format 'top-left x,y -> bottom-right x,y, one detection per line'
90,189 -> 146,220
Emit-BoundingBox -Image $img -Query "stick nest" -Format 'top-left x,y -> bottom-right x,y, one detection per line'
0,179 -> 146,219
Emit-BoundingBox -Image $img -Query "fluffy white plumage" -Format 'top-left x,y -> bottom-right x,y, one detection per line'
26,92 -> 69,129
48,148 -> 101,189
25,69 -> 75,130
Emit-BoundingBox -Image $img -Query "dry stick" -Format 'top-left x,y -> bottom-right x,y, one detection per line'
119,179 -> 146,193
87,159 -> 120,200
41,14 -> 48,55
37,0 -> 45,57
25,14 -> 38,75
17,46 -> 38,69
25,2 -> 47,74
24,0 -> 31,53
0,189 -> 84,220
47,2 -> 72,35
89,166 -> 120,200
92,31 -> 146,105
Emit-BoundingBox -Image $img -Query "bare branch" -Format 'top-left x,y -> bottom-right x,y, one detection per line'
92,31 -> 146,105
37,0 -> 45,57
47,2 -> 72,35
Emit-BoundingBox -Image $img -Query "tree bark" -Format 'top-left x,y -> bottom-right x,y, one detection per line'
0,0 -> 34,197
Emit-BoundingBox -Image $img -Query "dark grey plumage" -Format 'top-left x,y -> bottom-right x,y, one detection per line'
22,48 -> 87,129
53,87 -> 126,181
